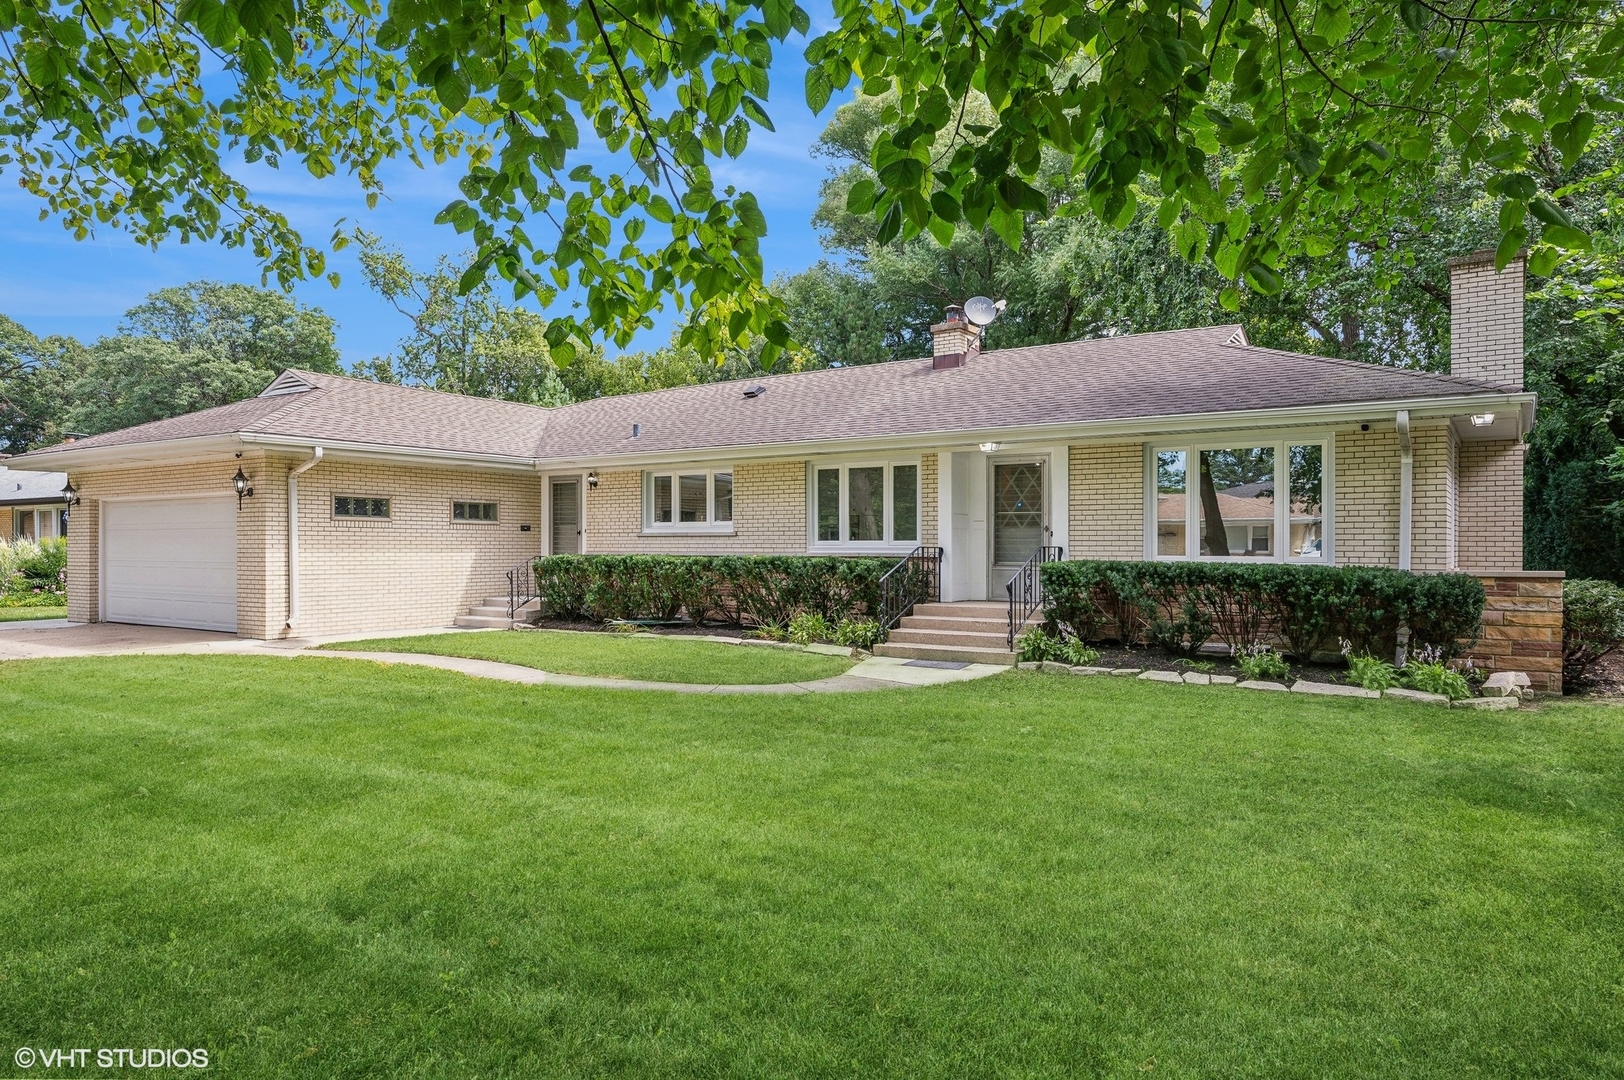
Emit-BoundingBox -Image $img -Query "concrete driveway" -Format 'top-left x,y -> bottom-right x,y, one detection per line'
0,622 -> 250,661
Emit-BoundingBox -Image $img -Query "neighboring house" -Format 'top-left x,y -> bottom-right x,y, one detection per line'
0,461 -> 69,542
12,250 -> 1555,684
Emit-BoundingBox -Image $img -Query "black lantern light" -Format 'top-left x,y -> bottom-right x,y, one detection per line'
61,478 -> 79,517
232,467 -> 254,510
586,471 -> 599,489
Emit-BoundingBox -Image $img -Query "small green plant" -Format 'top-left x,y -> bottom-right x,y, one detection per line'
833,618 -> 884,650
1015,627 -> 1063,663
1402,646 -> 1472,700
1340,639 -> 1398,690
788,611 -> 832,646
1175,658 -> 1216,673
1237,644 -> 1291,682
748,620 -> 788,642
1060,637 -> 1101,666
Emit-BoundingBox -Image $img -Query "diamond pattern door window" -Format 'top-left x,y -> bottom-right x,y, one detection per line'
992,463 -> 1044,566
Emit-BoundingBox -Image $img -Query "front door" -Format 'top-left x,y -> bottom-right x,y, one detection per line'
550,478 -> 581,554
991,461 -> 1045,588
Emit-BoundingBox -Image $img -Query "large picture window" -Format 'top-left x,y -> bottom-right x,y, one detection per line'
1148,439 -> 1329,562
644,469 -> 733,532
810,461 -> 920,550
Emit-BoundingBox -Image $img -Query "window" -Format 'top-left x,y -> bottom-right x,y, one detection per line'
334,495 -> 390,519
1147,439 -> 1330,562
452,501 -> 498,523
644,469 -> 733,532
810,461 -> 922,550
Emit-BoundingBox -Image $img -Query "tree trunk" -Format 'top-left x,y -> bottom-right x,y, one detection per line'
1199,454 -> 1230,556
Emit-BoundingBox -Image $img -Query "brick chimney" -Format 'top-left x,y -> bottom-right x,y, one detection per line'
1447,249 -> 1525,389
930,304 -> 981,370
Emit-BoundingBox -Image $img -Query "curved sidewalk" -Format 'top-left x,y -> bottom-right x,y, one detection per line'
307,649 -> 1008,694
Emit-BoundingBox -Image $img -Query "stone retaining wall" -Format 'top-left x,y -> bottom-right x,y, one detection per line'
1460,572 -> 1564,694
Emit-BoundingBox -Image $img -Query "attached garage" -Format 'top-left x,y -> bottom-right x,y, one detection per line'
102,498 -> 237,632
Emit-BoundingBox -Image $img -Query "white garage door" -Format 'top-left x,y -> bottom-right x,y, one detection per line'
104,499 -> 238,632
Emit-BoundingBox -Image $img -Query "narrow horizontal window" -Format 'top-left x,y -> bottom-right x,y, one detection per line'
334,495 -> 390,519
452,501 -> 498,522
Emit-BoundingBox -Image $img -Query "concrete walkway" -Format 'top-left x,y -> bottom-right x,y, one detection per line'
0,622 -> 1009,693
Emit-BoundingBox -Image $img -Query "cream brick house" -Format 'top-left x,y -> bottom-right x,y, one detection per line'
15,251 -> 1541,653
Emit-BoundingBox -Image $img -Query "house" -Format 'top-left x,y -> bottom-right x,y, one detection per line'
0,461 -> 69,542
11,250 -> 1560,686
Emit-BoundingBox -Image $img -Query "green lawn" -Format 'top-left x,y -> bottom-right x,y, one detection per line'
0,604 -> 66,622
325,628 -> 854,684
2,657 -> 1621,1078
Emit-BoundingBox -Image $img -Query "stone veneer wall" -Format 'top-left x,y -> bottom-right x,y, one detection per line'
1458,439 -> 1525,573
1067,442 -> 1144,560
1460,572 -> 1563,693
584,460 -> 807,554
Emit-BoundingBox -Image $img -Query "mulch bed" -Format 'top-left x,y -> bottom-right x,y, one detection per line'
1083,644 -> 1357,684
1568,649 -> 1624,701
525,618 -> 761,640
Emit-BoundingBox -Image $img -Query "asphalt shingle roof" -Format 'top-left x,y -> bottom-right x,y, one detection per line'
0,466 -> 67,505
19,325 -> 1514,464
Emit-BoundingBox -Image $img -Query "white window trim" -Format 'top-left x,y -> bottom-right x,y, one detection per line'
806,458 -> 922,555
1143,436 -> 1334,564
642,468 -> 735,535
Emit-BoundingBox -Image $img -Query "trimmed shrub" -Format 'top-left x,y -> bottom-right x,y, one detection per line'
1040,559 -> 1485,661
532,554 -> 893,628
1563,578 -> 1624,687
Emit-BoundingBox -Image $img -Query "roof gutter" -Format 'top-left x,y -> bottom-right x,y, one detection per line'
286,447 -> 322,630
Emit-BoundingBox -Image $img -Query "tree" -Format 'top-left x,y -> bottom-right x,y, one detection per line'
0,316 -> 75,453
354,233 -> 571,406
121,282 -> 342,377
2,1 -> 1617,362
57,336 -> 270,435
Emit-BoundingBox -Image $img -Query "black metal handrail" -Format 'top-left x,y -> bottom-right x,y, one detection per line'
1006,546 -> 1063,649
507,558 -> 540,619
877,545 -> 943,630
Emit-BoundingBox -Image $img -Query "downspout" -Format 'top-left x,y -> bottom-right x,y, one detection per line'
286,447 -> 323,629
1396,411 -> 1412,572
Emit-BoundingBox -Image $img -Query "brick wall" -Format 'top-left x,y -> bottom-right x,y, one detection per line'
1411,425 -> 1455,572
920,453 -> 938,547
1068,442 -> 1144,559
1458,439 -> 1525,573
1333,429 -> 1400,566
584,460 -> 807,554
1461,572 -> 1563,693
1448,251 -> 1524,389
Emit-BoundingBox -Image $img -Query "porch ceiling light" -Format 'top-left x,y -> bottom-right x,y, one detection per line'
232,466 -> 254,510
1469,412 -> 1496,427
979,441 -> 1002,453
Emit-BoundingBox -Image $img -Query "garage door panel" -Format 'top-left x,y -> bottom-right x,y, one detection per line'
104,499 -> 237,632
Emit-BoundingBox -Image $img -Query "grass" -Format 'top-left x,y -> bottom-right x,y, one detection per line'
0,604 -> 66,622
2,657 -> 1622,1078
323,628 -> 855,684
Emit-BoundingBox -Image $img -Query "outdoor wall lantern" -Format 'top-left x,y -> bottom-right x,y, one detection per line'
232,467 -> 254,510
61,478 -> 79,517
586,471 -> 599,488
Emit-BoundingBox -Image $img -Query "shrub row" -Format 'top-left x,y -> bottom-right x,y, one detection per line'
533,554 -> 895,627
1563,578 -> 1624,687
1041,560 -> 1485,659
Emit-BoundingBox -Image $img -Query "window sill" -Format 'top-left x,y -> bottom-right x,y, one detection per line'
640,526 -> 736,537
808,543 -> 921,556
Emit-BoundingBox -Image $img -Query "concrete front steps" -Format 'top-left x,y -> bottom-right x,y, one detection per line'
453,595 -> 539,629
873,600 -> 1036,666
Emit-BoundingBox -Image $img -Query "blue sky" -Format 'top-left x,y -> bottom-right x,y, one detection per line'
0,20 -> 846,366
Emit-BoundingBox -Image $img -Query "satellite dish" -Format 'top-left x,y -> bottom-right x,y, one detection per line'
963,296 -> 1006,327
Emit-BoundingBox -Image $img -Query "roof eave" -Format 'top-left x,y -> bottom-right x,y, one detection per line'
537,390 -> 1538,469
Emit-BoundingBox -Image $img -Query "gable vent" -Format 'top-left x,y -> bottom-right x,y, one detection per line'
260,370 -> 317,397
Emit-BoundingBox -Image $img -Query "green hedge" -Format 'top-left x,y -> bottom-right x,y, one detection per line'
1562,578 -> 1624,687
533,554 -> 897,626
1041,560 -> 1485,659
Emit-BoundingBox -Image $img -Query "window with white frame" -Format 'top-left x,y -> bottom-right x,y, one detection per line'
643,469 -> 733,531
810,461 -> 920,549
1149,440 -> 1328,561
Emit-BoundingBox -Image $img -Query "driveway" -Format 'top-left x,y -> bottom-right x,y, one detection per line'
0,622 -> 249,661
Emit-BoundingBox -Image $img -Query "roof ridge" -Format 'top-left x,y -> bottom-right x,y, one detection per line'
281,367 -> 557,413
1224,343 -> 1510,391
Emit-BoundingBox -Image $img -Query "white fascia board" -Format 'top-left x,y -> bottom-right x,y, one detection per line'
6,434 -> 245,471
537,391 -> 1539,470
237,434 -> 539,472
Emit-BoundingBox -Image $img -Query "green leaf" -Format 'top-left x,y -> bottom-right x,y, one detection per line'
1494,227 -> 1528,269
435,65 -> 470,114
846,179 -> 877,215
741,97 -> 775,132
1540,223 -> 1591,251
1528,245 -> 1563,277
805,67 -> 832,113
736,193 -> 767,237
989,204 -> 1023,251
875,201 -> 903,246
927,215 -> 956,247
